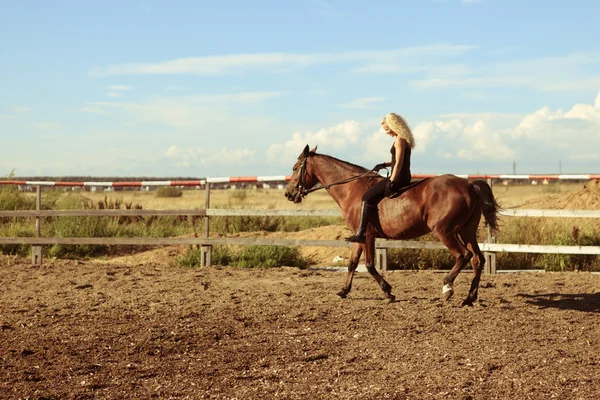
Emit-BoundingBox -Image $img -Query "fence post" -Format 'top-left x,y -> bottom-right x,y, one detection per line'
31,185 -> 43,266
202,182 -> 213,266
204,182 -> 211,238
375,246 -> 388,272
201,244 -> 212,267
483,177 -> 497,274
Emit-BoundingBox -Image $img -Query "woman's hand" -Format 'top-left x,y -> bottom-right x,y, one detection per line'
384,180 -> 397,197
373,162 -> 388,171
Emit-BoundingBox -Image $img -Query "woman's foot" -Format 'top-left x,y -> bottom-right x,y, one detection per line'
345,233 -> 366,243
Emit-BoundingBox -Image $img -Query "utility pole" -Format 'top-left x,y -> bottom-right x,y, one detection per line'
512,160 -> 516,175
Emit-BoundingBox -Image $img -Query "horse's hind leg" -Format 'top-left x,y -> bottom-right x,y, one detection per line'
435,230 -> 472,304
460,230 -> 485,307
337,243 -> 363,298
458,208 -> 485,306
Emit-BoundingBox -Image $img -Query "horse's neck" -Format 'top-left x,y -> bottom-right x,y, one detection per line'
312,155 -> 366,210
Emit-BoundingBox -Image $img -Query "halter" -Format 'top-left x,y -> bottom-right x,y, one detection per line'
293,155 -> 382,198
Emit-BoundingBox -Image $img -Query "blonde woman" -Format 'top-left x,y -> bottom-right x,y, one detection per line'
345,113 -> 416,243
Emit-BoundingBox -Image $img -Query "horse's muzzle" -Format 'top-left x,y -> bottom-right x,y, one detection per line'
284,190 -> 303,203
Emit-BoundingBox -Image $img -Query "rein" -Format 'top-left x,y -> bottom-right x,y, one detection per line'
296,157 -> 384,197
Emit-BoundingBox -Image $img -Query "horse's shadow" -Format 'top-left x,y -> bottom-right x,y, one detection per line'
517,292 -> 600,313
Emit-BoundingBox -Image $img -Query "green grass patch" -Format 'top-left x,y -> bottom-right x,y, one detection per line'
156,187 -> 183,198
177,245 -> 309,269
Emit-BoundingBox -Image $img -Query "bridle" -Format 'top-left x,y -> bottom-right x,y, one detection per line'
292,155 -> 382,199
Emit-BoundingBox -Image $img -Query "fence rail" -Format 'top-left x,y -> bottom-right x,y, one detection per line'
2,209 -> 600,218
1,206 -> 599,272
1,177 -> 599,272
2,173 -> 600,187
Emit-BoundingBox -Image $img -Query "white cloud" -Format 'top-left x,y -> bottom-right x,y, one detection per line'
408,119 -> 515,161
508,93 -> 600,166
165,145 -> 255,168
461,91 -> 489,100
88,91 -> 283,131
339,97 -> 385,109
266,120 -> 363,164
189,92 -> 283,104
109,85 -> 131,91
106,92 -> 122,98
361,127 -> 393,163
165,85 -> 186,91
165,145 -> 181,158
410,52 -> 600,93
89,45 -> 475,76
406,90 -> 600,171
11,106 -> 30,113
284,89 -> 600,174
77,106 -> 110,114
206,147 -> 256,165
31,122 -> 58,129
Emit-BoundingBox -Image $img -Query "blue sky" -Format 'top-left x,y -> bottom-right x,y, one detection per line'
1,0 -> 599,177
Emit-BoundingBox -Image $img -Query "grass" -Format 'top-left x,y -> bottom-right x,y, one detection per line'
156,187 -> 183,198
177,245 -> 309,269
1,182 -> 599,270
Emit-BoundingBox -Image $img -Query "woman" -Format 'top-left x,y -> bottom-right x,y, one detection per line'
345,112 -> 416,243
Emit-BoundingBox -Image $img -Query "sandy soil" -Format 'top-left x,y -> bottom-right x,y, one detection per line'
1,260 -> 600,399
518,180 -> 600,210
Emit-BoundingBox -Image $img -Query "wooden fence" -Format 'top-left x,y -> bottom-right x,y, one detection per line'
1,182 -> 600,273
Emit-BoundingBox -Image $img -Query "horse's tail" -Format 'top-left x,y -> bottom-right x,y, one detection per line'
470,180 -> 500,232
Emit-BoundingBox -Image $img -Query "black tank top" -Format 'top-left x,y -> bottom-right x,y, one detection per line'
390,144 -> 412,186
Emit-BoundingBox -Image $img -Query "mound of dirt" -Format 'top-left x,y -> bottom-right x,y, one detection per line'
229,225 -> 355,266
520,180 -> 600,210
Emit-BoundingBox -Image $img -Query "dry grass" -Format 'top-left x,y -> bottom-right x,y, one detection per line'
493,182 -> 583,208
27,181 -> 584,211
11,181 -> 597,270
39,188 -> 339,211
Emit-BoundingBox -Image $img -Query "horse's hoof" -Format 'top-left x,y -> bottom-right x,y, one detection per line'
337,291 -> 347,299
442,291 -> 454,303
386,295 -> 396,304
461,299 -> 474,307
442,283 -> 454,303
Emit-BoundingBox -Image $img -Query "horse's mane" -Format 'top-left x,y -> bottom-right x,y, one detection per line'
309,151 -> 370,173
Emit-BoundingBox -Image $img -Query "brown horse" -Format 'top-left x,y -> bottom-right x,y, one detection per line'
285,145 -> 500,306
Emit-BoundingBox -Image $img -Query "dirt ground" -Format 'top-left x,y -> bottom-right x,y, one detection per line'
1,259 -> 600,400
2,181 -> 599,399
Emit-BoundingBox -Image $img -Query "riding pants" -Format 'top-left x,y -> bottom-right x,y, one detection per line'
362,176 -> 411,206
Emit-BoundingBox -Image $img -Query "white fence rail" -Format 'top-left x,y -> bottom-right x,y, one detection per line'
1,207 -> 598,272
1,178 -> 599,272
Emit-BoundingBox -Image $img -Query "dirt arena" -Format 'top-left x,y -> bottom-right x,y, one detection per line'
1,258 -> 600,399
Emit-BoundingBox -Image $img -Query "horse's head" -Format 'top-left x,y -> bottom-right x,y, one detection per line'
284,144 -> 319,204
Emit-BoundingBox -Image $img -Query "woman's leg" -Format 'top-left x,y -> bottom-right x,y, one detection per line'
345,179 -> 387,243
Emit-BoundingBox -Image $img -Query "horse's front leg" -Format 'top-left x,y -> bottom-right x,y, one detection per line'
337,243 -> 362,298
364,235 -> 395,303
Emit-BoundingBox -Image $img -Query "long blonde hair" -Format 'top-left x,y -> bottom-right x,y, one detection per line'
381,113 -> 415,149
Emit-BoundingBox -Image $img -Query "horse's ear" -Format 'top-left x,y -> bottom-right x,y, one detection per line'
310,145 -> 317,153
302,144 -> 310,157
